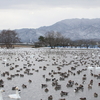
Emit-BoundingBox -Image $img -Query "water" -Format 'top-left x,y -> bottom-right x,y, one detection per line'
0,48 -> 100,100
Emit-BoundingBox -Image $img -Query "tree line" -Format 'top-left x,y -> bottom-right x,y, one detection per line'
0,29 -> 100,49
35,31 -> 100,49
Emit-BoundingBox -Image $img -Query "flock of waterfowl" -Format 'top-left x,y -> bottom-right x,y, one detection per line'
0,48 -> 100,100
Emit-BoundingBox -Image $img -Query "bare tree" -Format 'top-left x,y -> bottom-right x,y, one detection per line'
62,38 -> 71,47
45,31 -> 67,48
0,30 -> 20,48
89,40 -> 96,48
54,32 -> 64,47
45,31 -> 56,49
37,31 -> 72,48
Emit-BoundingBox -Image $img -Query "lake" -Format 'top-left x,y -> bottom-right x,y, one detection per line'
0,48 -> 100,100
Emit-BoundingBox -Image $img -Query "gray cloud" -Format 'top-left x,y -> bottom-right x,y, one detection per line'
0,0 -> 100,9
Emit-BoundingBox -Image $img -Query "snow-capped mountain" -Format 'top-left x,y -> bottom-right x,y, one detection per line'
15,18 -> 100,43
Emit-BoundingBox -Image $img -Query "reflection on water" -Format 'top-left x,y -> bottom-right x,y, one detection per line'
0,48 -> 100,100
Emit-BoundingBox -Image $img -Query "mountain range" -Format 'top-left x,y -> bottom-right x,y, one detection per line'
15,18 -> 100,43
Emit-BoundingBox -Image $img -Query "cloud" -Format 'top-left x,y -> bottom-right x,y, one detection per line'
0,7 -> 100,30
0,0 -> 100,9
0,0 -> 100,29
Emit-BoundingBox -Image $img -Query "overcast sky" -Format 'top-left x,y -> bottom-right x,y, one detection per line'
0,0 -> 100,30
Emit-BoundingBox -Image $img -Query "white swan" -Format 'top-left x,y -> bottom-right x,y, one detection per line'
8,87 -> 21,99
95,66 -> 100,69
0,89 -> 5,100
3,59 -> 7,67
88,66 -> 94,69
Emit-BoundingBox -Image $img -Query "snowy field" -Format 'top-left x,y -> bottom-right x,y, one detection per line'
0,47 -> 100,100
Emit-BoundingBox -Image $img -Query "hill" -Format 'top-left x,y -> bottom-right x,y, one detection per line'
15,18 -> 100,43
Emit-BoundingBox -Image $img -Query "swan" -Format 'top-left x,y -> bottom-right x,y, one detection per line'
87,66 -> 94,69
3,59 -> 7,67
95,66 -> 100,69
8,87 -> 21,99
0,89 -> 5,100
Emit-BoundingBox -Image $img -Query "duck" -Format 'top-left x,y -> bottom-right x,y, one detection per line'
94,92 -> 98,97
12,86 -> 16,90
88,84 -> 92,89
28,79 -> 32,83
74,88 -> 78,92
80,97 -> 86,100
48,95 -> 53,100
8,87 -> 21,99
45,88 -> 49,92
0,89 -> 5,100
22,84 -> 27,88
